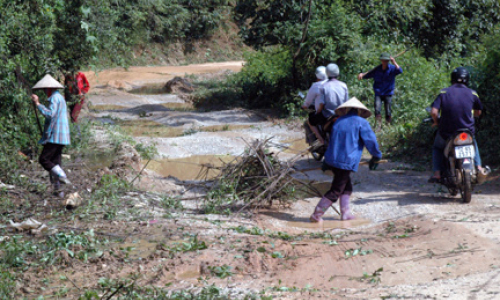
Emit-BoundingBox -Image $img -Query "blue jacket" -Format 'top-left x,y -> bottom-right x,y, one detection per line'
324,111 -> 382,172
363,64 -> 402,96
37,90 -> 71,145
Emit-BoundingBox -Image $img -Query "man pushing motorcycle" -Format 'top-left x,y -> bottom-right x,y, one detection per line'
428,67 -> 486,183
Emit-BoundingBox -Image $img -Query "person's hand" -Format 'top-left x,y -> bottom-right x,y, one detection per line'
31,94 -> 40,106
431,121 -> 438,128
390,56 -> 396,64
357,73 -> 364,80
369,156 -> 381,170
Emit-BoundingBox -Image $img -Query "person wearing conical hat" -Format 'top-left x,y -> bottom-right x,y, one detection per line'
31,74 -> 71,196
310,97 -> 382,222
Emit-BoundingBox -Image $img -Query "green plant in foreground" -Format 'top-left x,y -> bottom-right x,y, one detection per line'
344,248 -> 373,259
161,196 -> 184,211
350,267 -> 383,285
209,265 -> 234,279
162,235 -> 208,256
0,230 -> 106,269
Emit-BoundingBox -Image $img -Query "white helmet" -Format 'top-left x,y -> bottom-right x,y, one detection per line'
315,66 -> 327,80
326,63 -> 340,78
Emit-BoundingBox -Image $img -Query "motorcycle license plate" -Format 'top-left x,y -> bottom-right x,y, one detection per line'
455,145 -> 475,159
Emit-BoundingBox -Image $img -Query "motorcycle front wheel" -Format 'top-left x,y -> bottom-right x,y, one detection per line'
461,171 -> 472,203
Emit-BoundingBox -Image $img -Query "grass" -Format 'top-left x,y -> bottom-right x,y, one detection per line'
0,230 -> 107,269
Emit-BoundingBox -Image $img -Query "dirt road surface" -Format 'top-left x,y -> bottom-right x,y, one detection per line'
9,62 -> 500,299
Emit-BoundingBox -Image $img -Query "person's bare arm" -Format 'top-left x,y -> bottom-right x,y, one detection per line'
390,56 -> 400,69
317,103 -> 324,114
431,107 -> 439,127
474,110 -> 482,117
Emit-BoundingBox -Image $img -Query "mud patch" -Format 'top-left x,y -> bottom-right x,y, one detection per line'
200,124 -> 253,132
129,83 -> 166,95
160,102 -> 194,110
91,104 -> 128,111
147,155 -> 236,181
288,218 -> 371,229
117,119 -> 185,138
283,138 -> 309,154
113,239 -> 157,259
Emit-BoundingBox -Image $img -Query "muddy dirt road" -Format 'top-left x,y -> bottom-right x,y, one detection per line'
80,61 -> 500,299
7,62 -> 500,299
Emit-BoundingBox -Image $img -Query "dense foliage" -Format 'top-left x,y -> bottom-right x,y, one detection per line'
2,0 -> 500,177
198,0 -> 500,163
0,0 -> 232,181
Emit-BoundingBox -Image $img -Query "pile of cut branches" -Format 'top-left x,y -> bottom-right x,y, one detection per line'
200,138 -> 321,213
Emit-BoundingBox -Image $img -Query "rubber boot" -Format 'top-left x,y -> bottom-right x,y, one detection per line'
340,194 -> 355,221
310,196 -> 333,222
49,174 -> 65,198
50,165 -> 71,184
375,115 -> 382,132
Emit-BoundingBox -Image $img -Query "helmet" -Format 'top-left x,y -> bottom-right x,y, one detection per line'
451,67 -> 470,85
326,63 -> 339,78
315,66 -> 327,80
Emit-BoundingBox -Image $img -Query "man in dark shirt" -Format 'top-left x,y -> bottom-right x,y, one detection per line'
428,67 -> 484,182
358,52 -> 403,130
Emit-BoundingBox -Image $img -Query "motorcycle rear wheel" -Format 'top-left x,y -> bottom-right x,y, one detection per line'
461,171 -> 472,203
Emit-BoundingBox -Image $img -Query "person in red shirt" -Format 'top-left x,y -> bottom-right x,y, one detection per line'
65,71 -> 90,123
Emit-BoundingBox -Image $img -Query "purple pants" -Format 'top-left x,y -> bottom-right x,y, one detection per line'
324,167 -> 352,201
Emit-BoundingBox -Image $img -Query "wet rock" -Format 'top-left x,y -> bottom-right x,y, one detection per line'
109,142 -> 142,176
164,77 -> 194,94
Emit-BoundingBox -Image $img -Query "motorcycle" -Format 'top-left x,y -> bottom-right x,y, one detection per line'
425,107 -> 488,203
298,92 -> 337,161
303,108 -> 336,161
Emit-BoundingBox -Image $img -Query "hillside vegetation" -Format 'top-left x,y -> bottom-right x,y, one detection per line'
195,0 -> 500,163
1,0 -> 500,181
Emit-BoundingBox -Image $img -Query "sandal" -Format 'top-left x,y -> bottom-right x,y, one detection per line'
427,177 -> 441,184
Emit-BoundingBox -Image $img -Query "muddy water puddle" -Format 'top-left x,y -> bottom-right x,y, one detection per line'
129,83 -> 166,95
282,138 -> 309,154
199,124 -> 253,132
159,102 -> 194,110
91,104 -> 129,111
117,119 -> 253,138
117,119 -> 185,137
262,211 -> 370,230
288,218 -> 370,229
76,152 -> 115,171
147,155 -> 237,180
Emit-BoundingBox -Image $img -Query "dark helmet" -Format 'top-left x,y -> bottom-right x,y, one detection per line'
451,67 -> 470,85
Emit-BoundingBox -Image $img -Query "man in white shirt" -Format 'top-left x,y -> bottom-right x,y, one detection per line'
302,66 -> 328,144
319,64 -> 349,119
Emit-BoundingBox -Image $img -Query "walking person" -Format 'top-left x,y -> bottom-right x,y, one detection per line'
31,74 -> 71,197
358,53 -> 403,130
65,71 -> 90,126
310,97 -> 382,222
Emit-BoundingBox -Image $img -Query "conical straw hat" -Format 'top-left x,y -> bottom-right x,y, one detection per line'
32,74 -> 64,90
335,97 -> 372,118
